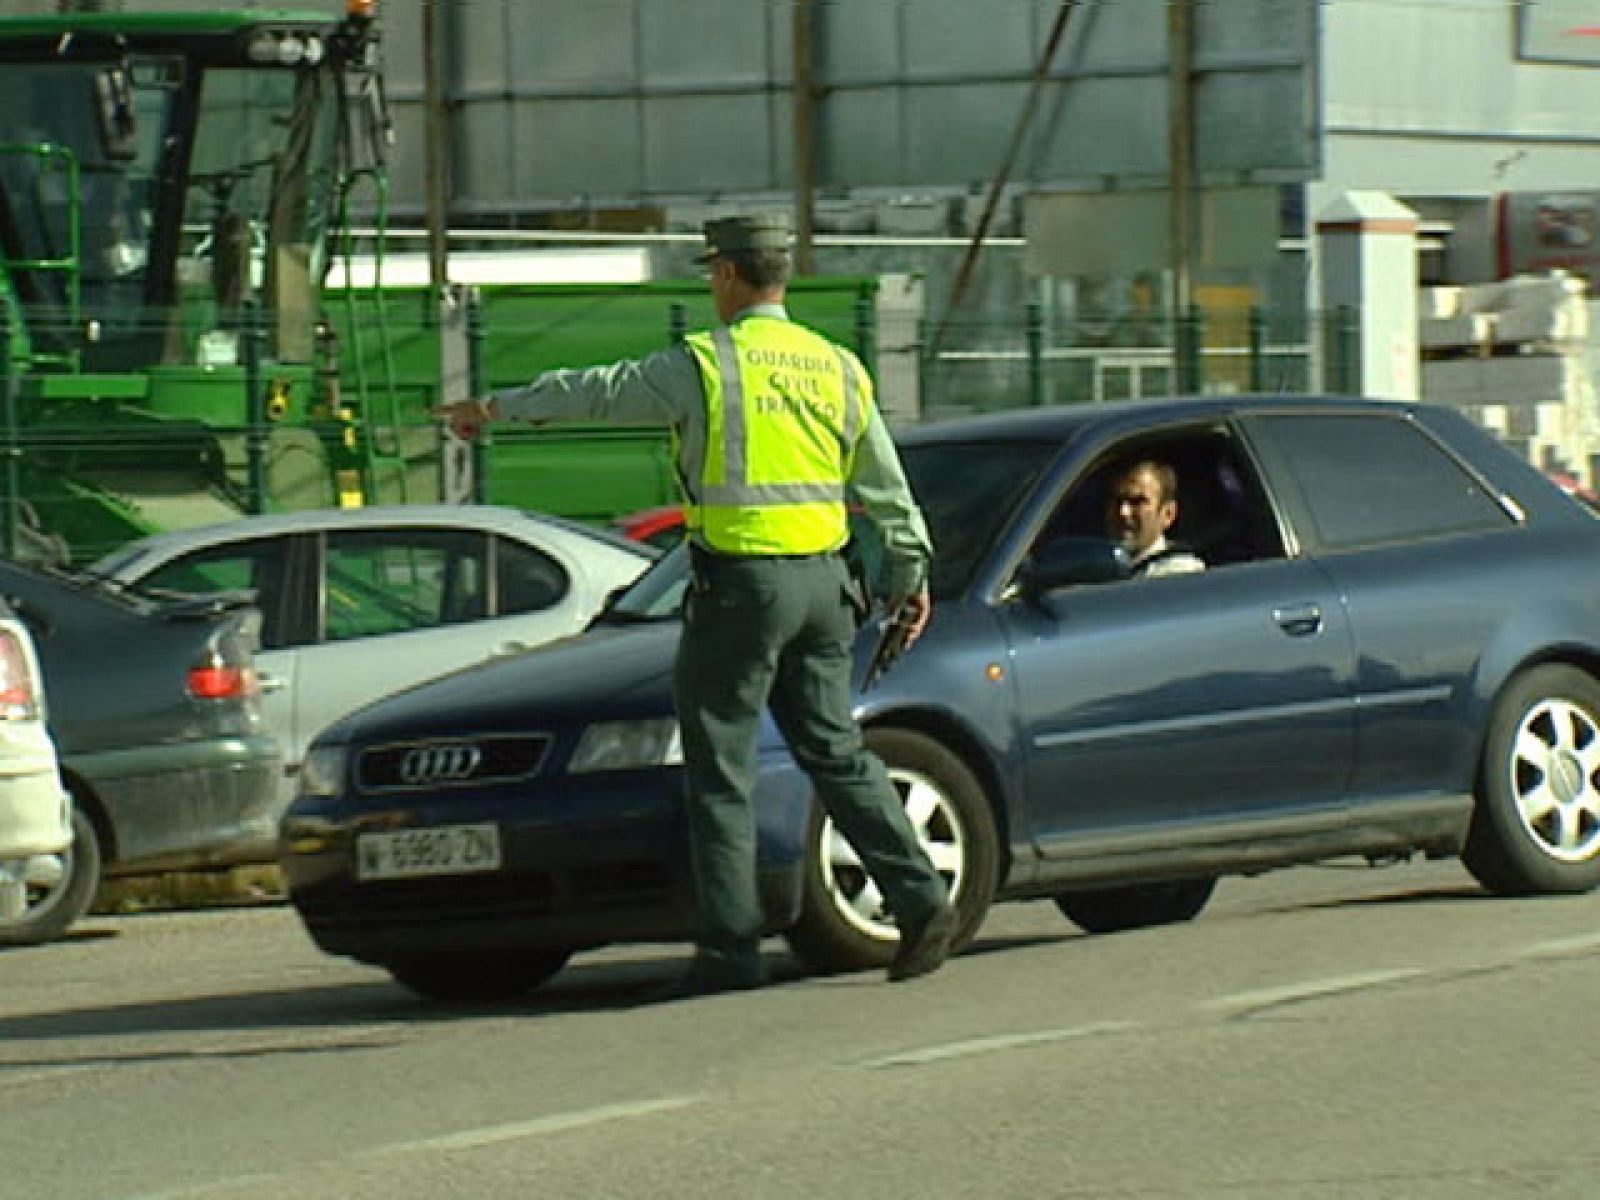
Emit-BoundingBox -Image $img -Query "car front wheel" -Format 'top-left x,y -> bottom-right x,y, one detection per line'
1053,878 -> 1217,934
0,802 -> 101,948
384,950 -> 572,1004
784,727 -> 998,975
1464,665 -> 1600,895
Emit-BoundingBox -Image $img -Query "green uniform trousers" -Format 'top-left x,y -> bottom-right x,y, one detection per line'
674,550 -> 947,973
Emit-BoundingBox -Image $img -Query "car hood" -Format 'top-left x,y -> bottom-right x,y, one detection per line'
321,621 -> 680,743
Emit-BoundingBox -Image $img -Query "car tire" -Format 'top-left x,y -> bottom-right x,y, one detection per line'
1463,664 -> 1600,895
384,950 -> 573,1004
784,727 -> 998,975
1053,878 -> 1216,934
0,802 -> 101,948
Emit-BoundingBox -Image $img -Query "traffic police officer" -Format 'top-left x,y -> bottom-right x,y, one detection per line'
440,212 -> 955,995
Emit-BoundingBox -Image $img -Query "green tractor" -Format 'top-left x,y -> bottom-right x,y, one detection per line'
0,3 -> 393,563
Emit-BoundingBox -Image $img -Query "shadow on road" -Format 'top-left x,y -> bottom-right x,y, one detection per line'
1265,882 -> 1491,915
0,928 -> 1080,1056
0,952 -> 706,1052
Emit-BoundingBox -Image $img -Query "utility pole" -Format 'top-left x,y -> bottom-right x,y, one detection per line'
421,0 -> 450,291
791,0 -> 820,276
930,1 -> 1076,357
1167,0 -> 1197,318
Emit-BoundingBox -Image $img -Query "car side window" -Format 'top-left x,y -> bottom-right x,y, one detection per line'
494,537 -> 569,615
1029,429 -> 1285,581
135,537 -> 292,649
322,529 -> 488,642
1256,414 -> 1509,550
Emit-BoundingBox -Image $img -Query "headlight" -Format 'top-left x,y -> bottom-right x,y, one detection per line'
569,718 -> 682,773
299,744 -> 348,797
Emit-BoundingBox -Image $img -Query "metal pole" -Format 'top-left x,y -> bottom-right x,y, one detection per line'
668,301 -> 688,344
792,0 -> 819,276
0,304 -> 17,560
1334,304 -> 1361,394
421,0 -> 450,292
242,299 -> 268,515
1175,305 -> 1201,394
854,284 -> 876,371
1025,301 -> 1044,407
1168,0 -> 1196,332
1248,305 -> 1266,392
466,287 -> 487,504
914,317 -> 932,417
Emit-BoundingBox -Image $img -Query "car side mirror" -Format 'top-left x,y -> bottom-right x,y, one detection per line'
1021,536 -> 1132,597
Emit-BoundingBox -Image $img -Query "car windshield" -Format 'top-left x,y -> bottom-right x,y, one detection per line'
602,436 -> 1060,620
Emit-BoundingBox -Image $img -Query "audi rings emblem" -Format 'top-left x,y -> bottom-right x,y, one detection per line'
398,744 -> 483,785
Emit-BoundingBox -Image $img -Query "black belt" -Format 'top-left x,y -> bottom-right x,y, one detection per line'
690,544 -> 837,567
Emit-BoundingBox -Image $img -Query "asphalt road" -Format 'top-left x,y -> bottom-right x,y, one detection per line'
2,859 -> 1597,1200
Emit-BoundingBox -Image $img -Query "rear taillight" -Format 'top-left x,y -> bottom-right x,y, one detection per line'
0,627 -> 42,721
187,660 -> 258,701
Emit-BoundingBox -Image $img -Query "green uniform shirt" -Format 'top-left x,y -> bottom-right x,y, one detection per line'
491,303 -> 933,595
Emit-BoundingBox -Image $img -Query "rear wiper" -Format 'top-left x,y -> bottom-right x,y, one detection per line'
144,588 -> 258,619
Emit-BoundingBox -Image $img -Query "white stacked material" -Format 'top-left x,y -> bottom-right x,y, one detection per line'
1419,271 -> 1589,354
1423,354 -> 1581,408
1426,354 -> 1600,486
1420,313 -> 1494,351
1420,286 -> 1461,321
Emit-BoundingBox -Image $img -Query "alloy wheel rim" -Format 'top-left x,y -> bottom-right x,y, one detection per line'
1509,698 -> 1600,863
818,764 -> 965,940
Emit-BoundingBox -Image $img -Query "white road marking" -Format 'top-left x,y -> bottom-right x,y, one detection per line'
358,1095 -> 702,1156
859,1021 -> 1139,1068
1520,931 -> 1600,957
118,1095 -> 702,1199
120,1172 -> 290,1200
0,1063 -> 99,1087
1204,968 -> 1426,1014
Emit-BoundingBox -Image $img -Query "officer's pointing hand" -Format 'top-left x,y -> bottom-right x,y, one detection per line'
433,397 -> 498,441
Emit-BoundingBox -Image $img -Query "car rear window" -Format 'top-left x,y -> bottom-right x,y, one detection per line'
1256,413 -> 1510,550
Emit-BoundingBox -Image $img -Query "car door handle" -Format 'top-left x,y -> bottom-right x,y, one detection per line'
491,641 -> 528,658
257,672 -> 286,693
1273,604 -> 1323,637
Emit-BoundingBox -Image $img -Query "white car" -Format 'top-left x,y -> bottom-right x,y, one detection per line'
0,598 -> 74,947
93,505 -> 655,805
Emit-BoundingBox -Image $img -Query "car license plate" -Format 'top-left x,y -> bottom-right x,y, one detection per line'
355,824 -> 501,881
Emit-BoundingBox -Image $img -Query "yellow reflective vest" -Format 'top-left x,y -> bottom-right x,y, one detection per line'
681,316 -> 864,555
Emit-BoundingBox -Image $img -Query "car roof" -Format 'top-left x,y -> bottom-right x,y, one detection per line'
97,504 -> 648,559
897,393 -> 1416,446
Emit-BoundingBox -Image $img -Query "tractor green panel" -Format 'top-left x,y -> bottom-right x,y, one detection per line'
11,362 -> 333,562
31,375 -> 151,401
481,426 -> 678,525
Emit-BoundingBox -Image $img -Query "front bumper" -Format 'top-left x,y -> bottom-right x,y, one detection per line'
281,754 -> 814,966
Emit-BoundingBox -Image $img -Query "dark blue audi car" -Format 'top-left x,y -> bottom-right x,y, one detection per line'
281,395 -> 1600,1001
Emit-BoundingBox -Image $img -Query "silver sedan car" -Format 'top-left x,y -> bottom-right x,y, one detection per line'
93,505 -> 655,805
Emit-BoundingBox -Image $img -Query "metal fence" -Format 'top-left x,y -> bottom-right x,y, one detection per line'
912,304 -> 1362,420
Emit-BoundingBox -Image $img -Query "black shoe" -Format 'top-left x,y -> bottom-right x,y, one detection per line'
645,956 -> 765,1003
887,904 -> 956,983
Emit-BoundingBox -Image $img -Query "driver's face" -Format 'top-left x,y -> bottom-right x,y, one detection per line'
1106,468 -> 1175,557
